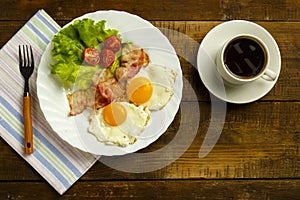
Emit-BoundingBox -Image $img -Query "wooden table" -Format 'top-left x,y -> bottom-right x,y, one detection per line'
1,0 -> 299,199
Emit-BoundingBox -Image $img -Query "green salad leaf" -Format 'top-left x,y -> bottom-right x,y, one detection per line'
51,18 -> 120,89
109,49 -> 122,74
75,65 -> 100,89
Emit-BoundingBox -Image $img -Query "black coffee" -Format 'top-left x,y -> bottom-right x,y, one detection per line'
224,37 -> 266,78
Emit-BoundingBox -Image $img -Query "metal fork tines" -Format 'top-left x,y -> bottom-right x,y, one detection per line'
19,45 -> 34,96
19,45 -> 34,154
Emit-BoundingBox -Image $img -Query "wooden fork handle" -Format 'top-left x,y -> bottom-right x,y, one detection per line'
23,96 -> 34,154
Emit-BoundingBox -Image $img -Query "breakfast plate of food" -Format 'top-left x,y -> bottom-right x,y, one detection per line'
37,10 -> 183,156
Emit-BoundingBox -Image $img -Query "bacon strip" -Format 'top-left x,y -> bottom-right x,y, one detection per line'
115,44 -> 150,81
67,69 -> 126,115
67,88 -> 95,116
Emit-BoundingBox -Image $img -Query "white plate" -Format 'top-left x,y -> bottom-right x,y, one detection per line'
197,20 -> 281,104
37,10 -> 183,156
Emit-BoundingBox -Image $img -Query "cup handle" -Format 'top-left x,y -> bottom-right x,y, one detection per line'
262,69 -> 277,81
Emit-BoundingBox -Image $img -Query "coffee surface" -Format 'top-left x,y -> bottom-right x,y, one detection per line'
224,38 -> 266,78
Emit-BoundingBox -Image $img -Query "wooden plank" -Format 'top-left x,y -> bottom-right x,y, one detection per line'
1,102 -> 299,180
1,0 -> 300,21
0,180 -> 299,199
1,21 -> 300,61
1,21 -> 300,101
2,20 -> 300,58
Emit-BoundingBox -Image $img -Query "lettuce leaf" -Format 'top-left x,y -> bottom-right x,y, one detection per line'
72,19 -> 120,47
75,65 -> 100,89
73,19 -> 100,47
51,61 -> 81,83
50,18 -> 120,89
95,20 -> 119,42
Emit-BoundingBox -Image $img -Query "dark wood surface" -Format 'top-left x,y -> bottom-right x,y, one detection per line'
1,0 -> 300,199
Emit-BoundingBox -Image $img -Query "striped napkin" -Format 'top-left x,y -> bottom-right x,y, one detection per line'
0,9 -> 100,195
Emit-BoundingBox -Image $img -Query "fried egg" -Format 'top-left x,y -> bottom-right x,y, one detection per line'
126,64 -> 177,110
88,102 -> 150,147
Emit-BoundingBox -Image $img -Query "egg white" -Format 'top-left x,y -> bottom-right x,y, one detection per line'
132,64 -> 177,110
88,102 -> 150,147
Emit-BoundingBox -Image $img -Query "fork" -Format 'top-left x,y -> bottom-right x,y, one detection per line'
19,45 -> 34,154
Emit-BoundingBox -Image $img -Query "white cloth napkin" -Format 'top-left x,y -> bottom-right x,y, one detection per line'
0,9 -> 100,195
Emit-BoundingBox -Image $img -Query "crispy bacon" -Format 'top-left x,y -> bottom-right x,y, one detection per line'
67,68 -> 126,115
67,88 -> 95,116
115,44 -> 150,80
94,86 -> 111,110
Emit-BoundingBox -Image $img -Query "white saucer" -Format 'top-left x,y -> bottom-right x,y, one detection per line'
197,20 -> 281,104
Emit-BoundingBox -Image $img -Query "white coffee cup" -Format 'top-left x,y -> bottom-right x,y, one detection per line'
216,34 -> 277,85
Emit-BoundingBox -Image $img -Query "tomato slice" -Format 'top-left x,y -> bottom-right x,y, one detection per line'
83,48 -> 100,65
99,49 -> 115,68
103,36 -> 121,52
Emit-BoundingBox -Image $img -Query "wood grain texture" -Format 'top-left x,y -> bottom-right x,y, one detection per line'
0,180 -> 299,199
1,0 -> 300,21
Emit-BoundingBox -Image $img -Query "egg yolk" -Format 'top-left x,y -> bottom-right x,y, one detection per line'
127,77 -> 153,105
102,102 -> 127,126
